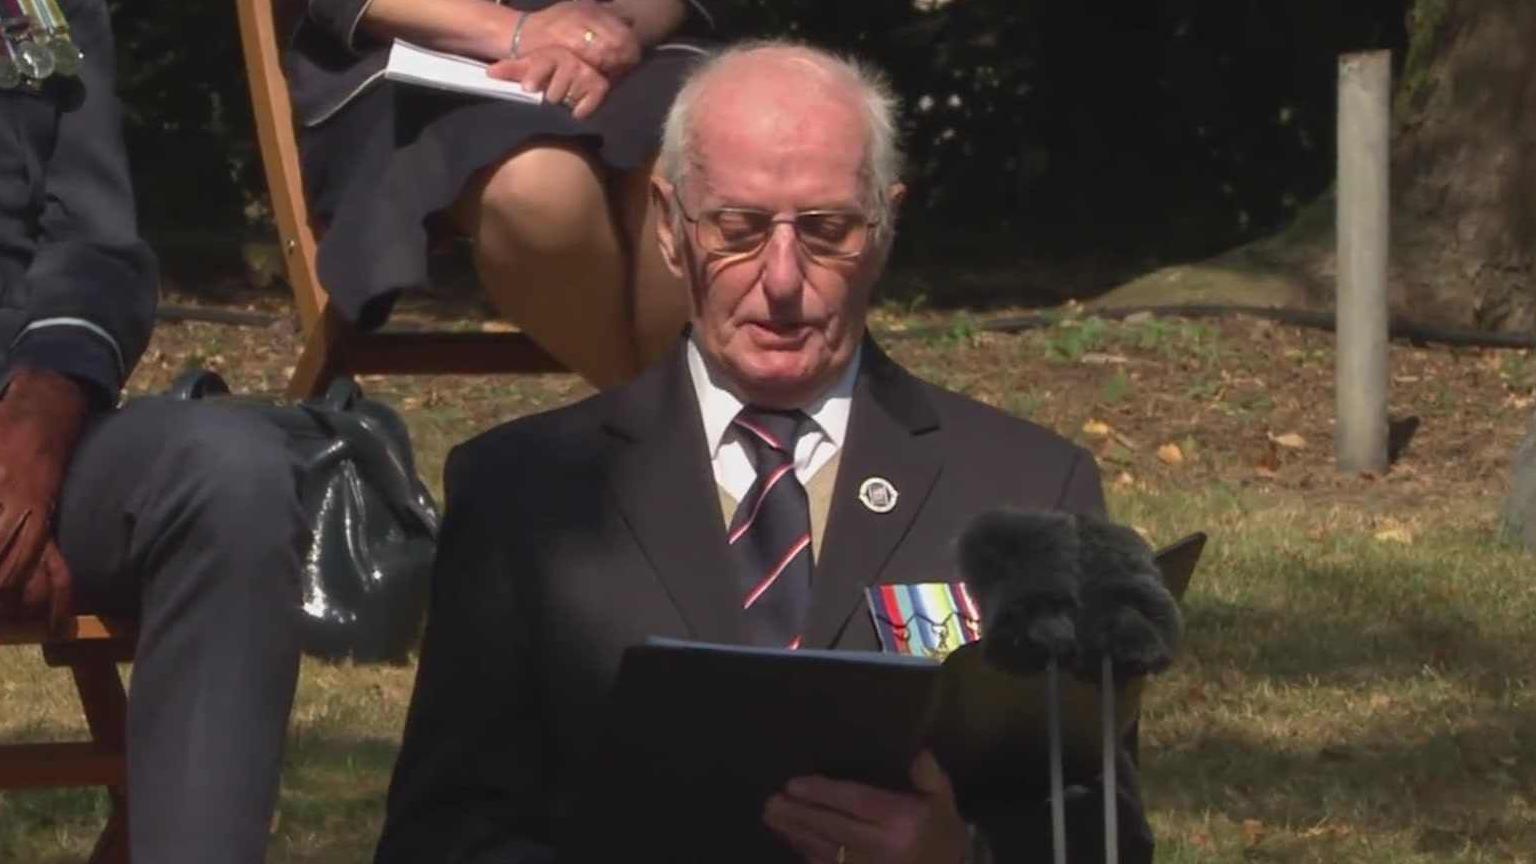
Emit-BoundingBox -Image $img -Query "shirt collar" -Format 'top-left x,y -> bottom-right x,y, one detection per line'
686,335 -> 860,457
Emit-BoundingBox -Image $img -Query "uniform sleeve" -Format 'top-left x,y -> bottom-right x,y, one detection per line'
5,0 -> 157,407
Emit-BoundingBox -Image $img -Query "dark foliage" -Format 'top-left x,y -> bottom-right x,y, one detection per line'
111,0 -> 1408,291
111,0 -> 257,237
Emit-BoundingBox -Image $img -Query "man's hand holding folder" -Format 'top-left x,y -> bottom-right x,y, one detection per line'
765,750 -> 967,864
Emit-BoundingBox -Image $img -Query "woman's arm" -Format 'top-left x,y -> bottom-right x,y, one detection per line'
356,0 -> 526,62
607,0 -> 687,47
356,0 -> 646,72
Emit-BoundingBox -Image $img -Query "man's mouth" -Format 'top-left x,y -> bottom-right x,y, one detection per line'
747,321 -> 813,342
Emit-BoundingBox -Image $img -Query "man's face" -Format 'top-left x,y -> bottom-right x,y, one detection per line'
655,73 -> 903,409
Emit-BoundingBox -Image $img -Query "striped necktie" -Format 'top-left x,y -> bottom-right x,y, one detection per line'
729,407 -> 813,649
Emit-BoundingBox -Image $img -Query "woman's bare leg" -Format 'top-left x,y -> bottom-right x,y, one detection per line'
613,161 -> 689,371
453,142 -> 638,388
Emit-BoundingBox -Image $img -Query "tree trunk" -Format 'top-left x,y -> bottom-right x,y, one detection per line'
1390,0 -> 1536,333
1212,0 -> 1536,335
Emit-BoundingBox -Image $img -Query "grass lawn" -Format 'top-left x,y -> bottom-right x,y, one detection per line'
2,305 -> 1533,862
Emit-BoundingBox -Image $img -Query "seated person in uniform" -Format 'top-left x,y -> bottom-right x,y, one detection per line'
0,1 -> 305,862
373,41 -> 1155,862
287,0 -> 723,386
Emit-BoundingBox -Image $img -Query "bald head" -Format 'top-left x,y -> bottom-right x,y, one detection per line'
658,41 -> 902,225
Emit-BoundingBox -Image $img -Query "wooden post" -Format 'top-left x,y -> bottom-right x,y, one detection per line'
1336,50 -> 1391,474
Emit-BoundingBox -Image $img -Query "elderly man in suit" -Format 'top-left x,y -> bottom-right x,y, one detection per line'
376,40 -> 1152,863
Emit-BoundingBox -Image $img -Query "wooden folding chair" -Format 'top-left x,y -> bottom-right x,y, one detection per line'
0,615 -> 136,864
235,0 -> 565,399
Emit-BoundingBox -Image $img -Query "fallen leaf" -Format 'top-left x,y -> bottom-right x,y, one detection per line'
1114,471 -> 1135,487
1082,419 -> 1112,439
1269,431 -> 1308,449
1254,464 -> 1278,479
1113,430 -> 1141,451
1241,819 -> 1266,847
1157,443 -> 1184,465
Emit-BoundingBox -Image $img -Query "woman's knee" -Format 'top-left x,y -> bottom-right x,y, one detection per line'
473,144 -> 614,252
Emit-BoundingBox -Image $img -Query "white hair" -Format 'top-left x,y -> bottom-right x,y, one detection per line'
657,40 -> 904,236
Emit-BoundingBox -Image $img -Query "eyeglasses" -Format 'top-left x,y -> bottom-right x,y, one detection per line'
674,192 -> 878,261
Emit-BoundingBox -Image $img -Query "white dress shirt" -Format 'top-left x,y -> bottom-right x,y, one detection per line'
686,336 -> 859,503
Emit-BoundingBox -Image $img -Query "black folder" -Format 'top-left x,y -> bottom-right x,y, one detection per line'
562,533 -> 1205,862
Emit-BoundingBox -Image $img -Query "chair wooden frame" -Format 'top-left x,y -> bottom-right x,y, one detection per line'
0,615 -> 136,864
235,0 -> 565,399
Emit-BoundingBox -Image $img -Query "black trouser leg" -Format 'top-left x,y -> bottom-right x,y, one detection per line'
56,397 -> 305,864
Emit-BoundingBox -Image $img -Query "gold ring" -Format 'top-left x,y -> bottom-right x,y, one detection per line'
835,845 -> 847,864
582,28 -> 596,46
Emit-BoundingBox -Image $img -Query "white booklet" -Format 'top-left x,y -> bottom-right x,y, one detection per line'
383,39 -> 542,104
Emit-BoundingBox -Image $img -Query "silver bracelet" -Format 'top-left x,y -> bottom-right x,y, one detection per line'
510,11 -> 530,58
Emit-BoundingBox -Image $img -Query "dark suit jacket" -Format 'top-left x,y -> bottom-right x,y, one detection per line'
375,339 -> 1153,863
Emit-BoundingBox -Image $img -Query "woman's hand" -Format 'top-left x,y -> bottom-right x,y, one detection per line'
518,0 -> 640,78
489,46 -> 612,120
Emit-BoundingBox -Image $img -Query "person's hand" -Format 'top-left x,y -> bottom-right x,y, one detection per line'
489,46 -> 612,120
764,751 -> 968,864
517,0 -> 639,78
0,367 -> 86,629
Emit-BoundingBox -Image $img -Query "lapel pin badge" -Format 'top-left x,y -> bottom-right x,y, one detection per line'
858,476 -> 899,514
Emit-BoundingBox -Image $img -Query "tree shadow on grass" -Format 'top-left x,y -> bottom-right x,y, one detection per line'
1175,540 -> 1534,697
1143,547 -> 1536,859
270,733 -> 401,864
1146,702 -> 1536,860
0,733 -> 404,864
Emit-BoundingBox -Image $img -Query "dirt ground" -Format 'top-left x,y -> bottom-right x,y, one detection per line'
129,290 -> 1536,522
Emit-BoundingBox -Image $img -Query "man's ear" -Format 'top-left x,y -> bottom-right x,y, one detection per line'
651,177 -> 687,279
886,182 -> 907,219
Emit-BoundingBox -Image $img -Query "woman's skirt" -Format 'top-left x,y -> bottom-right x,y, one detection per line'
299,45 -> 704,329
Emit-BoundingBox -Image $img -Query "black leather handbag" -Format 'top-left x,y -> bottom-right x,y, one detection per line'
166,371 -> 439,663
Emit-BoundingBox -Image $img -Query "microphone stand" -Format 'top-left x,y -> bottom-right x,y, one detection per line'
1101,655 -> 1119,864
1046,659 -> 1067,864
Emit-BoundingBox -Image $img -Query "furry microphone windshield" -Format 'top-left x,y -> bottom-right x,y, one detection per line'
1072,515 -> 1182,681
957,509 -> 1082,676
957,509 -> 1184,680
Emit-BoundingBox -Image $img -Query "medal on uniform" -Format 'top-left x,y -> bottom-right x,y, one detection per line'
864,582 -> 983,660
31,0 -> 79,75
0,0 -> 79,89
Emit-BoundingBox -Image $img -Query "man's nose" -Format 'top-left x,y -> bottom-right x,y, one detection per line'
760,222 -> 805,303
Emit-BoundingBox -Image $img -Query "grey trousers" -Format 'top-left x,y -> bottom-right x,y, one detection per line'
57,396 -> 305,863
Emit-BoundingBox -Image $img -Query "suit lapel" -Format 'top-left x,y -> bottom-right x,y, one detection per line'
806,341 -> 942,647
603,343 -> 744,644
